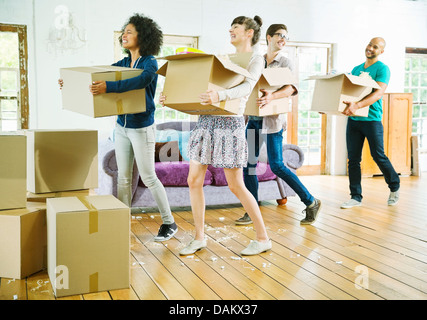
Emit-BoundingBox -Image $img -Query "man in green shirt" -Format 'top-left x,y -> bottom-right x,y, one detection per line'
341,37 -> 400,209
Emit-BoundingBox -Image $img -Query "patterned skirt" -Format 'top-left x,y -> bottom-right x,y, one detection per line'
187,115 -> 248,168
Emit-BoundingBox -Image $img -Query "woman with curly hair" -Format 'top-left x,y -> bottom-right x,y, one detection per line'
90,14 -> 177,241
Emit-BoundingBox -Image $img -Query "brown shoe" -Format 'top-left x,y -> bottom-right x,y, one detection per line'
300,199 -> 321,225
235,212 -> 253,225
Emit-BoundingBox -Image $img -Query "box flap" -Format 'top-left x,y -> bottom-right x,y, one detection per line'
157,53 -> 214,61
156,53 -> 213,77
214,55 -> 253,79
47,197 -> 88,213
83,195 -> 128,211
60,65 -> 139,74
307,73 -> 380,89
261,67 -> 298,87
47,195 -> 128,214
344,73 -> 381,89
156,53 -> 253,79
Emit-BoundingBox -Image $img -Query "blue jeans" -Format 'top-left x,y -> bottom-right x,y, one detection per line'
346,119 -> 400,202
243,119 -> 315,207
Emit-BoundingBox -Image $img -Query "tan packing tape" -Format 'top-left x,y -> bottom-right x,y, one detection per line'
89,272 -> 99,293
115,71 -> 124,114
77,196 -> 99,292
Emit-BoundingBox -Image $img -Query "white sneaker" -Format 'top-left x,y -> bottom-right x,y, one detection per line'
341,199 -> 362,209
179,238 -> 207,255
240,239 -> 272,256
388,190 -> 400,206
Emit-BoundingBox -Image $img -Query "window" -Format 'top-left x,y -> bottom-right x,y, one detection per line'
405,50 -> 427,150
114,32 -> 199,123
259,40 -> 332,174
0,24 -> 29,131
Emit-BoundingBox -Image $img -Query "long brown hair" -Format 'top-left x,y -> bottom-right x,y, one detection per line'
231,15 -> 263,46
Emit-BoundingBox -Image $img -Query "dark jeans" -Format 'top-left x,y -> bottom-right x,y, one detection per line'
243,119 -> 315,207
346,119 -> 400,202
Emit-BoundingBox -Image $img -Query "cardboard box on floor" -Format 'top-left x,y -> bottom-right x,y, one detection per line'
26,129 -> 98,194
47,195 -> 130,298
307,73 -> 381,117
27,189 -> 91,203
0,206 -> 46,279
60,65 -> 146,118
157,53 -> 254,115
0,133 -> 26,211
245,67 -> 297,116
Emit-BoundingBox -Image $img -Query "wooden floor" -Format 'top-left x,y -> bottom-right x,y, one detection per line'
1,174 -> 427,300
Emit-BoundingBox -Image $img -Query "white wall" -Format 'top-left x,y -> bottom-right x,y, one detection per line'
1,0 -> 427,173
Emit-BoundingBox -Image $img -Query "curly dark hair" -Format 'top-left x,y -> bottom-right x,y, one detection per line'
119,13 -> 163,56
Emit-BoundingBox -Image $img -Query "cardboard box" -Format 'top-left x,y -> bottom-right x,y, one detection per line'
27,189 -> 91,203
26,129 -> 98,194
0,206 -> 46,279
60,65 -> 146,118
308,73 -> 381,117
157,53 -> 253,115
245,67 -> 297,116
0,133 -> 26,211
47,195 -> 130,297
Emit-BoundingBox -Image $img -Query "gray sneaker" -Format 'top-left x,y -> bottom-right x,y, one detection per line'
240,239 -> 272,256
341,199 -> 362,209
179,238 -> 207,255
300,199 -> 321,225
388,189 -> 400,206
235,212 -> 252,225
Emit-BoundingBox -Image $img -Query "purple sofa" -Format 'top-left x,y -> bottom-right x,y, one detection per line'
96,121 -> 305,208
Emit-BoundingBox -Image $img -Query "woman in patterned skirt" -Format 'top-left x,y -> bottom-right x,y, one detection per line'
162,15 -> 271,256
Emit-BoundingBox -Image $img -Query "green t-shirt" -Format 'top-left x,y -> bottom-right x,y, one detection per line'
350,61 -> 390,122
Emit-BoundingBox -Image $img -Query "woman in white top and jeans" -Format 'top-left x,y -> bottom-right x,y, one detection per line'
161,15 -> 271,256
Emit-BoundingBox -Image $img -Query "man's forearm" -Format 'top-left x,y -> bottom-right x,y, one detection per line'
272,84 -> 296,99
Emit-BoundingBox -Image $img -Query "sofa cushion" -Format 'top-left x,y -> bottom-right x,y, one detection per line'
208,162 -> 276,186
139,161 -> 213,187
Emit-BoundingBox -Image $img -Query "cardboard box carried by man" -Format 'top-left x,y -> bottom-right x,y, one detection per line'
245,67 -> 298,116
307,73 -> 381,117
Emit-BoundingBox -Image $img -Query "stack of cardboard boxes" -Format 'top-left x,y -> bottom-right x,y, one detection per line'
1,74 -> 132,297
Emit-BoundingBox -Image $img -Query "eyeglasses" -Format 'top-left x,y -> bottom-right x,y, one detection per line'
273,33 -> 289,40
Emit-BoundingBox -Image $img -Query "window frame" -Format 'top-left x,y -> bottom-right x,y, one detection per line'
0,23 -> 29,130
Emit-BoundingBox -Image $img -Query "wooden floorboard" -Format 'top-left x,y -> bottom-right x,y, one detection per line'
1,175 -> 426,300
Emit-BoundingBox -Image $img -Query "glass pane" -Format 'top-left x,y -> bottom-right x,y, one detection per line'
413,104 -> 420,118
405,58 -> 410,71
0,70 -> 18,95
1,99 -> 17,112
0,32 -> 19,68
421,73 -> 427,87
411,73 -> 419,87
411,58 -> 420,71
1,120 -> 18,131
421,89 -> 427,103
404,73 -> 410,87
411,88 -> 419,102
422,105 -> 427,118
